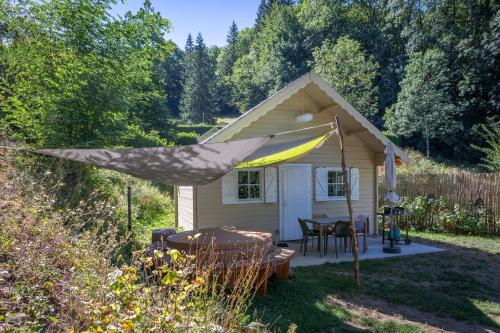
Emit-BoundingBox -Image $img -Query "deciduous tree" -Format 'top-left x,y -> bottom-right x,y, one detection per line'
312,36 -> 379,120
0,0 -> 172,148
385,49 -> 461,157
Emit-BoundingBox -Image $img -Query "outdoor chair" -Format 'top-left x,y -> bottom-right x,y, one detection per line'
298,218 -> 320,256
332,221 -> 353,258
312,214 -> 328,232
355,215 -> 368,253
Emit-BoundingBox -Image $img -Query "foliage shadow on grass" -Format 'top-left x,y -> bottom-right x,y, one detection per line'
253,234 -> 499,332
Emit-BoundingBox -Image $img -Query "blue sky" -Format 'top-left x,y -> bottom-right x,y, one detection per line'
111,0 -> 261,48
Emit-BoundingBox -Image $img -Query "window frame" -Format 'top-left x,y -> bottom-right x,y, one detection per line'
326,167 -> 347,200
235,168 -> 264,204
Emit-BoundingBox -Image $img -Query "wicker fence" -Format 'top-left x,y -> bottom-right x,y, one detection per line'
378,173 -> 500,235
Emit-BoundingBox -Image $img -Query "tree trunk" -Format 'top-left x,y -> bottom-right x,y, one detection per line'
424,122 -> 430,158
335,116 -> 360,287
426,137 -> 430,158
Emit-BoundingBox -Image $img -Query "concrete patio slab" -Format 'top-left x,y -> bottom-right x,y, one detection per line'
286,236 -> 444,267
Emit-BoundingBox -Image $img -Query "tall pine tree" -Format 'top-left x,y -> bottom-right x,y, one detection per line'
179,33 -> 218,124
217,21 -> 239,77
185,33 -> 194,52
162,45 -> 184,118
215,21 -> 240,115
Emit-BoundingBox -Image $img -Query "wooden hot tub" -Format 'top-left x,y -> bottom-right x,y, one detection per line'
166,226 -> 294,295
167,226 -> 272,259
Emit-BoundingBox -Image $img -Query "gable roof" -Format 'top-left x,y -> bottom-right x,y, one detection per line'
202,71 -> 410,163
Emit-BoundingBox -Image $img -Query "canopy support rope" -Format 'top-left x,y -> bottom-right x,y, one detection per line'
272,122 -> 336,136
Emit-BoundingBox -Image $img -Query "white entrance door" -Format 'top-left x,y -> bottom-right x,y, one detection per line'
279,164 -> 312,240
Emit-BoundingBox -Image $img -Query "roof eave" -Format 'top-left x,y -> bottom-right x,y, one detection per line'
309,71 -> 411,163
201,72 -> 313,143
202,71 -> 411,163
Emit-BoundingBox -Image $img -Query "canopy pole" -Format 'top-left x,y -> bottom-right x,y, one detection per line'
335,115 -> 360,288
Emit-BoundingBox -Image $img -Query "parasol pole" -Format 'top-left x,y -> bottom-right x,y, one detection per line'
388,182 -> 393,248
382,142 -> 401,253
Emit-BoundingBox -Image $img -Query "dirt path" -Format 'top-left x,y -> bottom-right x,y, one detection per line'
328,295 -> 499,333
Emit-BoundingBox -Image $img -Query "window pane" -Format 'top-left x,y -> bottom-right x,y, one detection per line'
328,171 -> 334,184
337,184 -> 345,196
337,171 -> 344,183
238,185 -> 249,199
238,171 -> 248,185
249,171 -> 260,184
328,184 -> 334,196
249,185 -> 260,199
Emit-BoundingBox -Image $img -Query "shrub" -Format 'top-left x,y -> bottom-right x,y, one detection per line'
131,180 -> 175,243
175,131 -> 199,145
399,195 -> 497,236
400,195 -> 448,232
472,122 -> 500,172
122,124 -> 170,147
395,150 -> 472,174
0,160 -> 121,331
176,124 -> 219,136
85,246 -> 269,332
11,150 -> 175,248
0,147 -> 269,332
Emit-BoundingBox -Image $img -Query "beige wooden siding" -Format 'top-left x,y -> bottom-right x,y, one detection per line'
197,89 -> 378,237
178,186 -> 194,231
197,179 -> 280,237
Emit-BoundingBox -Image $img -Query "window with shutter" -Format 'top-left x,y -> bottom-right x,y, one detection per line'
237,169 -> 262,201
222,168 -> 266,204
327,169 -> 346,197
315,167 -> 360,201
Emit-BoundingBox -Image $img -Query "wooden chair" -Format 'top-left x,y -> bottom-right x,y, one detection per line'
332,221 -> 352,258
298,218 -> 320,256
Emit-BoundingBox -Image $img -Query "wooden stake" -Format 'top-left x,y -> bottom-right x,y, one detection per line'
127,184 -> 132,232
335,116 -> 360,287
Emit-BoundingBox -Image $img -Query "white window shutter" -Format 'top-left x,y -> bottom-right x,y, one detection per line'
350,167 -> 360,200
221,170 -> 236,205
315,167 -> 328,201
264,167 -> 277,203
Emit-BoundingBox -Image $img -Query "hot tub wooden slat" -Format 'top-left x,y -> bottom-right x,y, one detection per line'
166,226 -> 272,255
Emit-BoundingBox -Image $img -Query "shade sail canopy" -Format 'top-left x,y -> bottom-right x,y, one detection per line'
384,142 -> 399,204
236,131 -> 334,168
36,136 -> 271,186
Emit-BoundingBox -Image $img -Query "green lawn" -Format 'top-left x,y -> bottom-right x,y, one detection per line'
253,232 -> 500,333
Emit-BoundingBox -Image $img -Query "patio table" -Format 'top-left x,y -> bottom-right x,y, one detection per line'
308,216 -> 368,257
